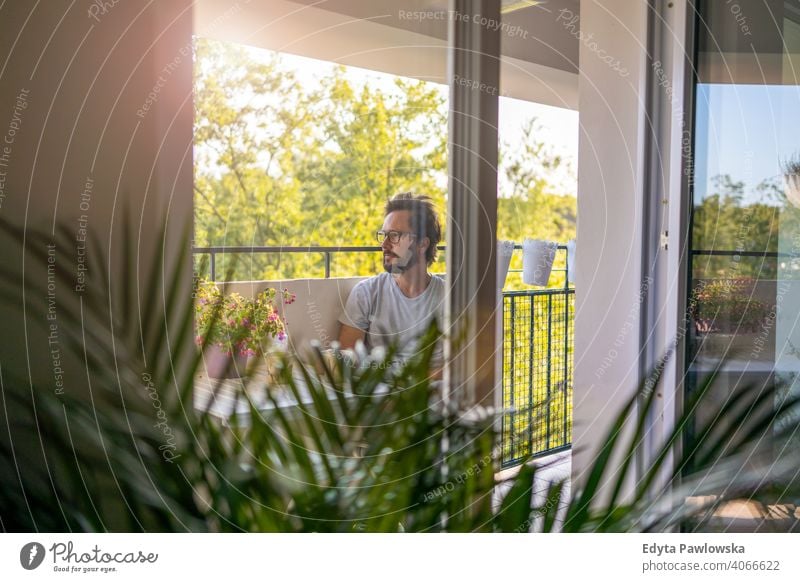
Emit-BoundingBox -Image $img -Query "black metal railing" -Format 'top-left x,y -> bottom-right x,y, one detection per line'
192,245 -> 403,281
501,287 -> 574,467
192,244 -> 574,466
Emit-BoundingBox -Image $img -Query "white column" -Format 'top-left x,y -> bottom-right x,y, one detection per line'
0,2 -> 194,390
572,0 -> 650,497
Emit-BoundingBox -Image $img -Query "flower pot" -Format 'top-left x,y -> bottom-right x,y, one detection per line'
497,240 -> 514,289
522,239 -> 557,286
204,344 -> 249,379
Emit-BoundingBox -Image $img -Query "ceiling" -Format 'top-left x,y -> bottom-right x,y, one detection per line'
195,0 -> 580,108
287,0 -> 580,74
697,0 -> 800,84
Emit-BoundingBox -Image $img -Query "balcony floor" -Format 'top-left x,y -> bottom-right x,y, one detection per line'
493,449 -> 573,532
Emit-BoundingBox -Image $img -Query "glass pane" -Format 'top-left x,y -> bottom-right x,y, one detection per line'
687,0 -> 800,489
691,1 -> 800,366
192,4 -> 450,282
497,2 -> 579,466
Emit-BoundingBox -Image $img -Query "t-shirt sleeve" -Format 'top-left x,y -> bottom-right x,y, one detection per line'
338,281 -> 371,330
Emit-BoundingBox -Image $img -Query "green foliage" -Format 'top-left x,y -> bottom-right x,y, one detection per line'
691,174 -> 787,280
193,37 -> 448,281
193,326 -> 496,533
0,218 -> 207,532
193,38 -> 577,284
2,217 -> 798,533
498,118 -> 576,290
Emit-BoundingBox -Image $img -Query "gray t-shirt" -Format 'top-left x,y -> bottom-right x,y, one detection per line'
339,273 -> 445,365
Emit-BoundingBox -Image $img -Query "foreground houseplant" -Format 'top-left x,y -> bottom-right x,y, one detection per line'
194,279 -> 294,378
0,217 -> 797,532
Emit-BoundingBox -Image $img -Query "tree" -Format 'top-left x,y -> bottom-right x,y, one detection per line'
691,174 -> 783,280
498,118 -> 577,289
193,39 -> 578,284
193,38 -> 447,280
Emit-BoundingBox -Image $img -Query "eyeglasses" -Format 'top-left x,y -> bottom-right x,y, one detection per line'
375,230 -> 415,244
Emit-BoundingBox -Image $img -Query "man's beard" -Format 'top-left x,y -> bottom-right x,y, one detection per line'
383,250 -> 417,274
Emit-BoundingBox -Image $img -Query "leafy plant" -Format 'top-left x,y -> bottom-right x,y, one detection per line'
0,217 -> 798,533
194,279 -> 294,357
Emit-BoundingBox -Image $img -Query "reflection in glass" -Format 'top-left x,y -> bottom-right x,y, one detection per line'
686,2 -> 800,507
689,2 -> 800,371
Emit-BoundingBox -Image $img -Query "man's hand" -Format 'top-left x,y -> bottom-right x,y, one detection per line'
338,323 -> 366,350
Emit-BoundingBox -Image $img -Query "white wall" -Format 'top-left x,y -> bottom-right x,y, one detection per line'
0,2 -> 194,389
572,0 -> 649,495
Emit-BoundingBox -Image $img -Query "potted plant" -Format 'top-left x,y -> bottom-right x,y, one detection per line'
782,153 -> 800,207
194,280 -> 295,378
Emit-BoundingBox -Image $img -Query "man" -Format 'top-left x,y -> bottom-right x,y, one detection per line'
338,193 -> 444,368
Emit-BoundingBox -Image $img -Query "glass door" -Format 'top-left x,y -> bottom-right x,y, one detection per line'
687,0 -> 800,480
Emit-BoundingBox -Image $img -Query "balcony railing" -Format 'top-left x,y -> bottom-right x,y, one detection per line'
502,287 -> 573,467
192,244 -> 574,467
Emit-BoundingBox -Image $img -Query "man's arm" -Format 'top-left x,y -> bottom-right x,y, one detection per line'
338,323 -> 366,350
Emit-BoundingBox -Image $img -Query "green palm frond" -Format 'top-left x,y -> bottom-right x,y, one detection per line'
1,217 -> 797,533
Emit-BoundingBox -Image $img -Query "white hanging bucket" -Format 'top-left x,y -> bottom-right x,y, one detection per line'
522,239 -> 557,287
497,240 -> 515,289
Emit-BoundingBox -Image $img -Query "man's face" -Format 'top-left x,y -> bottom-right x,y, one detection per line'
381,210 -> 422,274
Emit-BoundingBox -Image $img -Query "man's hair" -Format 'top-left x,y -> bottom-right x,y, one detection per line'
384,192 -> 442,266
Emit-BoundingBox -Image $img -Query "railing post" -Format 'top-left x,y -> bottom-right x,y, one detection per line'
546,294 -> 553,451
210,250 -> 216,282
527,295 -> 534,457
324,251 -> 331,279
564,287 -> 570,446
509,295 -> 516,462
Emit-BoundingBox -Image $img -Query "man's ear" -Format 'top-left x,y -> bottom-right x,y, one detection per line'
418,237 -> 430,254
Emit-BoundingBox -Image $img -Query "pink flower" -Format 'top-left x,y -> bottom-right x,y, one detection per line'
282,289 -> 296,305
277,331 -> 286,341
195,335 -> 203,345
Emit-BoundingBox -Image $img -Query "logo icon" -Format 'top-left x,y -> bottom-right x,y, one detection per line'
20,542 -> 46,570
